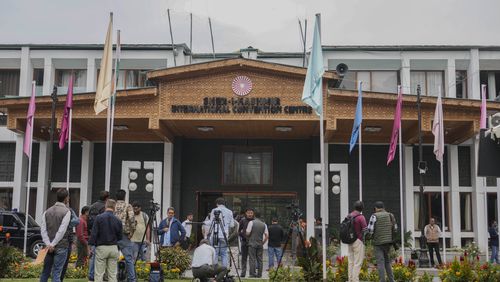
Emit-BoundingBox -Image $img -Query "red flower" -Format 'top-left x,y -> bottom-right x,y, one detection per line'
460,256 -> 464,261
464,251 -> 468,257
476,255 -> 480,261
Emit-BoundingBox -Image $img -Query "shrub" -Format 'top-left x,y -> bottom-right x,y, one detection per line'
135,260 -> 181,280
268,266 -> 305,281
439,259 -> 476,282
158,246 -> 191,274
392,257 -> 417,282
296,237 -> 322,282
64,265 -> 89,279
417,271 -> 434,282
0,244 -> 25,278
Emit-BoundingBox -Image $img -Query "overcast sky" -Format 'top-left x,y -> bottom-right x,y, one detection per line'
1,0 -> 500,53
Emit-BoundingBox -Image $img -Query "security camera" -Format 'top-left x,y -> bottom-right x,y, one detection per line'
489,113 -> 500,142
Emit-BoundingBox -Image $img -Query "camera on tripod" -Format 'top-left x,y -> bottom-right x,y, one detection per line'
213,209 -> 222,220
286,203 -> 303,221
149,200 -> 160,212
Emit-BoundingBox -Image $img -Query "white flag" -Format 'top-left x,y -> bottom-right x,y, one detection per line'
432,92 -> 444,162
94,14 -> 113,114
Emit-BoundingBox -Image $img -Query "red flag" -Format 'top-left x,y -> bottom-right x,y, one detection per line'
59,75 -> 74,150
387,86 -> 403,165
23,82 -> 36,157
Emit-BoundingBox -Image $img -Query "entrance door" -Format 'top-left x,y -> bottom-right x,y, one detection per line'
196,192 -> 297,243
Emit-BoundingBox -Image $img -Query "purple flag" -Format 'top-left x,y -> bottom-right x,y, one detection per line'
59,75 -> 74,150
480,84 -> 487,129
23,82 -> 36,157
387,86 -> 403,165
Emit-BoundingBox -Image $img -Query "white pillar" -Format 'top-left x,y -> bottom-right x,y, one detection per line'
42,57 -> 54,96
403,146 -> 415,246
19,47 -> 32,97
488,72 -> 496,100
468,49 -> 481,100
448,145 -> 461,248
12,134 -> 28,211
471,137 -> 488,252
162,142 -> 174,219
446,59 -> 456,98
35,141 -> 50,222
86,58 -> 96,92
80,141 -> 94,207
401,57 -> 411,95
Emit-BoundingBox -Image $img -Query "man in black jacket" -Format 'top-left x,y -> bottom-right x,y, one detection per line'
87,191 -> 109,281
267,218 -> 284,270
89,199 -> 123,282
238,208 -> 254,277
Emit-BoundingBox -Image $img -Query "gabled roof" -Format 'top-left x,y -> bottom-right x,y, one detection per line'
147,58 -> 338,81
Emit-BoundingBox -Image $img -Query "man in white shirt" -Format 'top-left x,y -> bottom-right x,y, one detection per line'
192,239 -> 228,282
208,198 -> 235,268
181,212 -> 193,250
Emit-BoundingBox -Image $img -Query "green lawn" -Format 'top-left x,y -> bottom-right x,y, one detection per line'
0,279 -> 268,282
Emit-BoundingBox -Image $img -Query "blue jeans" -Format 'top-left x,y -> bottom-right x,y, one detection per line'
133,242 -> 147,261
491,245 -> 500,263
268,246 -> 282,268
88,245 -> 96,280
40,247 -> 68,282
118,237 -> 137,282
213,240 -> 229,268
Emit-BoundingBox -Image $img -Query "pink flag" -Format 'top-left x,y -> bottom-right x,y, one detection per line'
432,92 -> 444,162
23,82 -> 36,157
480,84 -> 487,129
387,86 -> 403,165
59,75 -> 74,150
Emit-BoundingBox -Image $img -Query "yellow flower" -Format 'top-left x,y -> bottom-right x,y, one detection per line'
456,271 -> 461,276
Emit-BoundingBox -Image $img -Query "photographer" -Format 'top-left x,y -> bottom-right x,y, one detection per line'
208,197 -> 235,268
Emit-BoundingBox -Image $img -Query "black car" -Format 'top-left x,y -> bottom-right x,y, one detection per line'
0,209 -> 45,258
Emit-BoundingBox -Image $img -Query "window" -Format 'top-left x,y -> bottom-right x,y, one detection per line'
16,213 -> 39,228
33,69 -> 44,96
0,112 -> 6,126
0,143 -> 15,181
414,192 -> 449,231
480,71 -> 500,100
338,71 -> 399,93
222,147 -> 272,185
117,70 -> 149,89
0,70 -> 20,97
55,69 -> 87,93
460,193 -> 473,231
0,188 -> 13,210
1,214 -> 17,227
486,177 -> 498,187
456,70 -> 467,99
411,71 -> 444,96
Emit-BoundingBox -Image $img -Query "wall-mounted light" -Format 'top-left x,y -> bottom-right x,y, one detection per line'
145,183 -> 153,192
314,186 -> 322,195
197,126 -> 214,132
128,182 -> 137,191
332,174 -> 341,184
114,125 -> 129,131
332,185 -> 341,195
275,126 -> 293,132
145,172 -> 154,182
314,174 -> 322,184
364,126 -> 382,133
129,171 -> 138,181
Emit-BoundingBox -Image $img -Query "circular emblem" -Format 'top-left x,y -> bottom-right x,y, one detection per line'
232,76 -> 253,96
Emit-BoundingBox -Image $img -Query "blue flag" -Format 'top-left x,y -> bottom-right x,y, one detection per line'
301,16 -> 324,115
349,82 -> 363,153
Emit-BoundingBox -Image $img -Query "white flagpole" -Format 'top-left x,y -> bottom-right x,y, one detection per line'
320,92 -> 327,281
104,105 -> 111,191
358,81 -> 363,201
66,109 -> 72,190
398,86 -> 405,261
108,30 -> 120,192
314,13 -> 327,281
23,81 -> 36,255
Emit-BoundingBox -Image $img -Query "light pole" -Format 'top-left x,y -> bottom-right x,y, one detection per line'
417,84 -> 430,267
47,86 -> 57,190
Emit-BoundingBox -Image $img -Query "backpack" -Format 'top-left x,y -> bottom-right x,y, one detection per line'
340,214 -> 360,244
87,202 -> 105,231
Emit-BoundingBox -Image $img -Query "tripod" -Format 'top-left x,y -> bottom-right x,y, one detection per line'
207,213 -> 241,282
271,218 -> 307,282
135,202 -> 162,266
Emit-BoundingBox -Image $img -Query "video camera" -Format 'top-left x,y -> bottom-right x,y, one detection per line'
149,200 -> 160,213
286,203 -> 303,221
